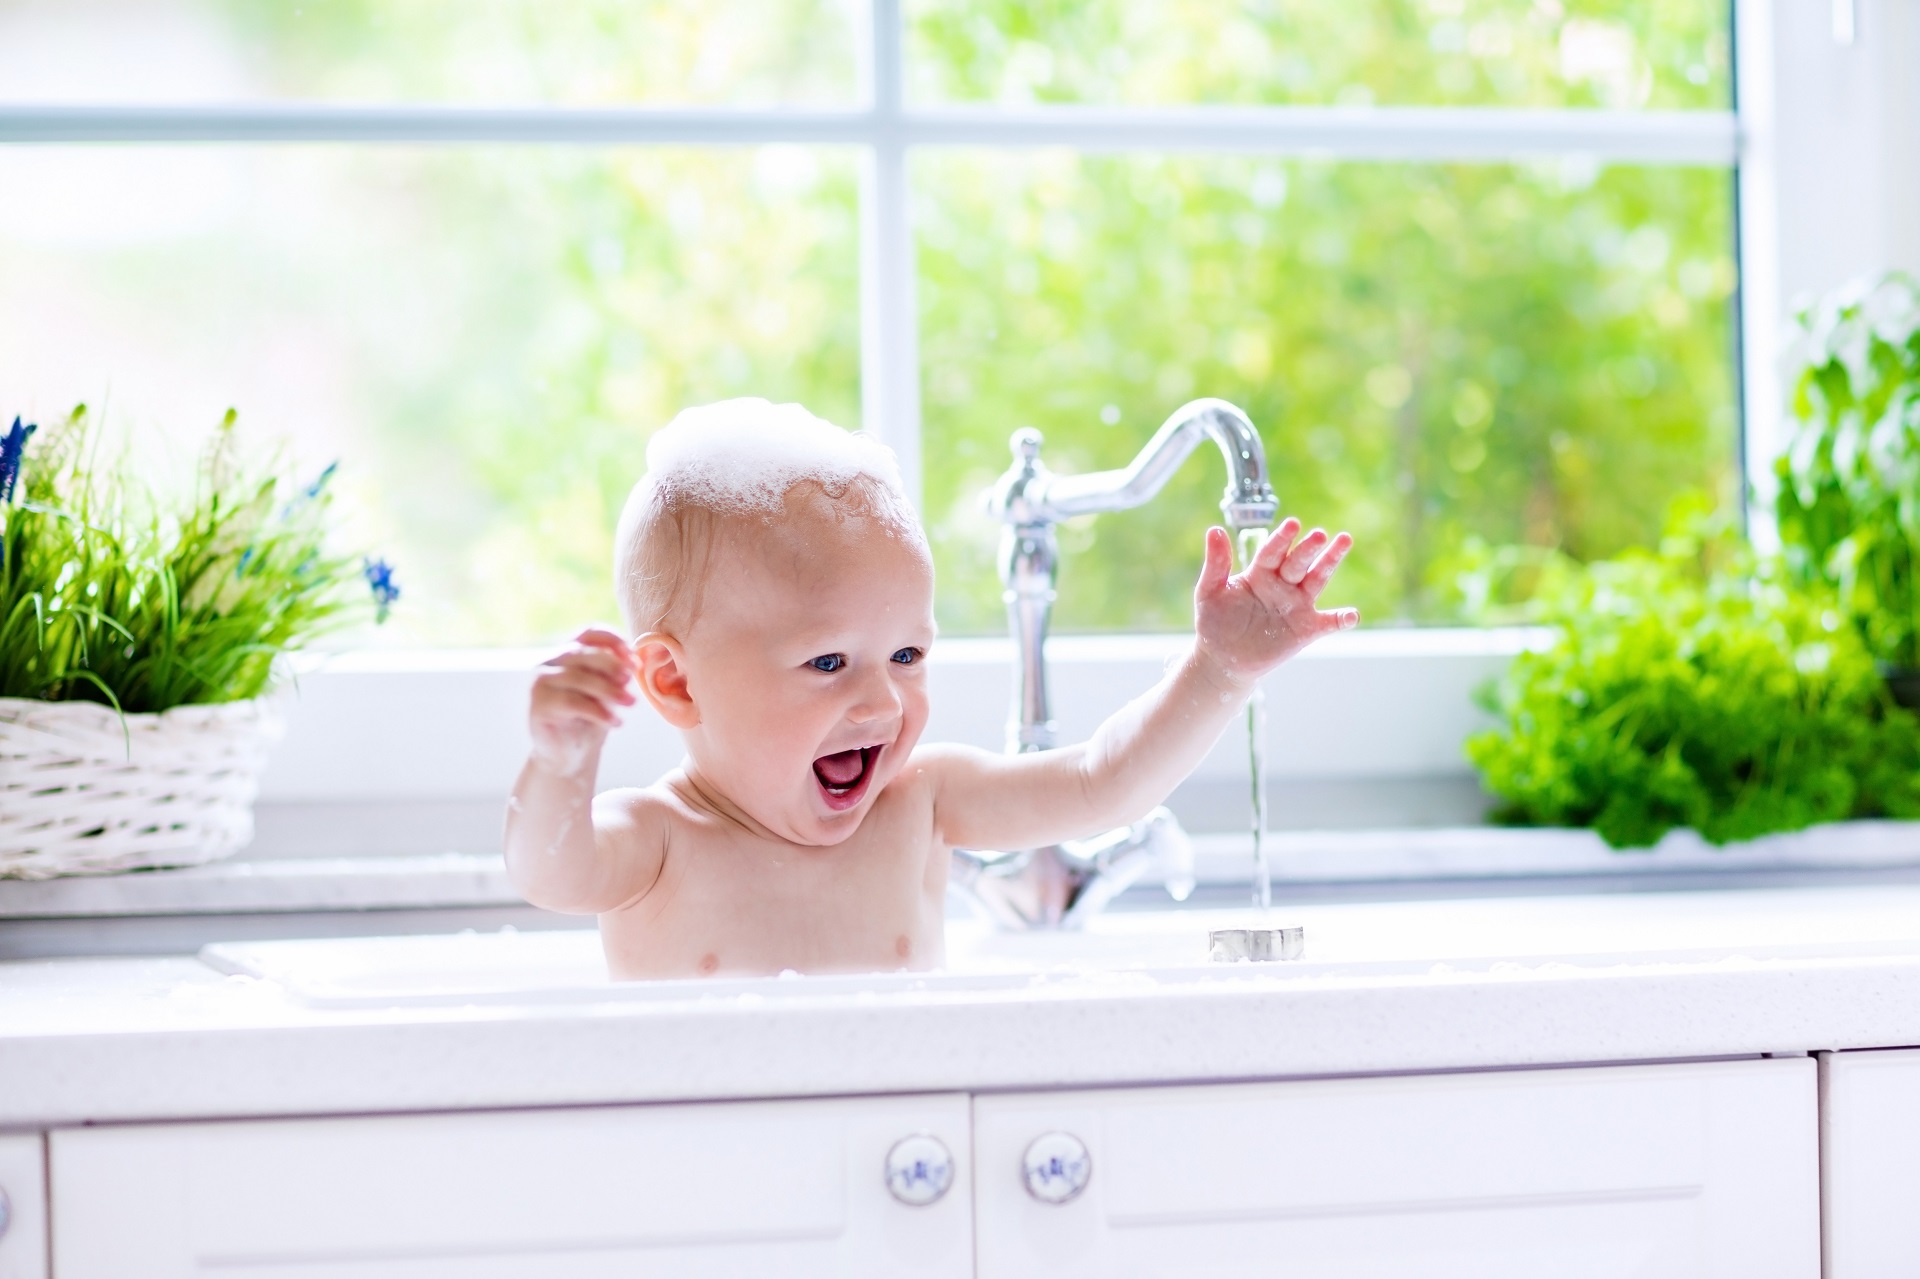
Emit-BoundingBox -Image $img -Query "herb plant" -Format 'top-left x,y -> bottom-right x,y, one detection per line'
1775,272 -> 1920,669
0,407 -> 395,713
1467,519 -> 1920,849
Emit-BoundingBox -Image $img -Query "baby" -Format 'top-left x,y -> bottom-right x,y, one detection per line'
505,399 -> 1356,980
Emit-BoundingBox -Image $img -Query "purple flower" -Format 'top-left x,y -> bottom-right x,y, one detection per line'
0,416 -> 37,504
362,556 -> 400,623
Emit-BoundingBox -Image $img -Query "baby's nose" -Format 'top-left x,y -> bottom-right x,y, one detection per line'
848,666 -> 903,723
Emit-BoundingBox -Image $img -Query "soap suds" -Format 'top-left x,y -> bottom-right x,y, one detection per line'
615,397 -> 924,635
643,398 -> 905,515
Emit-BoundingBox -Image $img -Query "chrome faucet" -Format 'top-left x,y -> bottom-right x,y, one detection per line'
948,398 -> 1281,930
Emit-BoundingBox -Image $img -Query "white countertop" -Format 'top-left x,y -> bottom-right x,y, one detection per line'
5,882 -> 1920,1130
7,821 -> 1920,919
0,853 -> 520,917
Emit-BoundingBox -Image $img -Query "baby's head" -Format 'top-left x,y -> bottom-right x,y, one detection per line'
615,399 -> 936,846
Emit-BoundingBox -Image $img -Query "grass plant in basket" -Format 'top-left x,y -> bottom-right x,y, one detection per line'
0,407 -> 397,878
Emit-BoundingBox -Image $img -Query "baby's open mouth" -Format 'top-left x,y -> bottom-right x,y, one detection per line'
812,745 -> 880,810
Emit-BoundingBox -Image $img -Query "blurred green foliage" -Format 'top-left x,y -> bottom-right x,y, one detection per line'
918,153 -> 1736,633
1467,507 -> 1920,848
352,147 -> 864,644
1774,273 -> 1920,670
908,0 -> 1729,110
914,1 -> 1737,633
0,144 -> 863,646
208,0 -> 858,104
0,1 -> 1739,645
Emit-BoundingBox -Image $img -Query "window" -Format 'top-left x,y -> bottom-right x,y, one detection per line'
2,0 -> 1741,643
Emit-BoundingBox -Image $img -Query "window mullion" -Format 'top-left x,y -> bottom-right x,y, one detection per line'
858,0 -> 923,508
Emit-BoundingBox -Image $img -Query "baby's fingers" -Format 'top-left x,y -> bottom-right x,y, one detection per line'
1299,531 -> 1354,598
1277,527 -> 1330,585
1249,517 -> 1303,575
537,664 -> 635,709
569,627 -> 638,668
544,687 -> 623,729
543,646 -> 637,688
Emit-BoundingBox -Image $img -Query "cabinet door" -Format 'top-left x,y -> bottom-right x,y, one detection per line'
1822,1047 -> 1920,1276
52,1093 -> 971,1278
975,1058 -> 1816,1278
0,1134 -> 47,1279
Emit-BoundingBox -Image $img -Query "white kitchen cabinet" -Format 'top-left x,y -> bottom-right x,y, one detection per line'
51,1093 -> 972,1278
1821,1047 -> 1920,1276
974,1057 -> 1817,1278
0,1134 -> 47,1279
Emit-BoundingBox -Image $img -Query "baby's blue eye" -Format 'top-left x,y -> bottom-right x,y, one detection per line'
808,654 -> 845,673
891,647 -> 922,666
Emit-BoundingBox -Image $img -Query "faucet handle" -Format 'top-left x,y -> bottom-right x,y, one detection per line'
988,427 -> 1054,526
1146,808 -> 1196,903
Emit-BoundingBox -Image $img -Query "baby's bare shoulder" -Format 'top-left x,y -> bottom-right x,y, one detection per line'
586,785 -> 688,910
590,785 -> 678,850
905,742 -> 1014,797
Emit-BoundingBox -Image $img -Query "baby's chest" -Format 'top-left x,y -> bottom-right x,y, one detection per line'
609,819 -> 939,976
679,821 -> 932,915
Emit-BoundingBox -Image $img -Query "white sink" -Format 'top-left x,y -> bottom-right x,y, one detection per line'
199,883 -> 1920,1010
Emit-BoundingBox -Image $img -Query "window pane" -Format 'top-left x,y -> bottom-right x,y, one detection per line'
916,152 -> 1738,634
907,1 -> 1730,111
0,146 -> 860,646
0,0 -> 859,106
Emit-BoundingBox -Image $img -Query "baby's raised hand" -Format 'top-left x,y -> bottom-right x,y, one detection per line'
528,627 -> 638,774
1194,518 -> 1358,687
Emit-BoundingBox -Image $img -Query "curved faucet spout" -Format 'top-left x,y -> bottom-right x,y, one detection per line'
951,398 -> 1279,931
998,398 -> 1279,531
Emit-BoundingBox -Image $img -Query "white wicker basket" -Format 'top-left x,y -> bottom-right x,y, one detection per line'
0,696 -> 284,879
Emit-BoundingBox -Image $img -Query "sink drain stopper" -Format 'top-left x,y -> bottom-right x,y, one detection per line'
1209,926 -> 1305,962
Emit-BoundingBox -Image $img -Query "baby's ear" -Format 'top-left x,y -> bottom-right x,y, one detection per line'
633,633 -> 700,729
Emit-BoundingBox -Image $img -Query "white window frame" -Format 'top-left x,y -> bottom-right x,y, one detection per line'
4,0 -> 1916,851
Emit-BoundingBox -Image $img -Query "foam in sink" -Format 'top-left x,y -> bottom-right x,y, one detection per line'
201,929 -> 614,1007
199,923 -> 1098,1009
196,915 -> 1249,1009
200,885 -> 1920,1010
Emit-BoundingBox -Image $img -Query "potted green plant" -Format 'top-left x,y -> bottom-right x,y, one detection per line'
0,407 -> 396,879
1775,271 -> 1920,704
1466,512 -> 1920,849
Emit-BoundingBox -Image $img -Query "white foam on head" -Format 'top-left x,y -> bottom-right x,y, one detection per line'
643,397 -> 907,514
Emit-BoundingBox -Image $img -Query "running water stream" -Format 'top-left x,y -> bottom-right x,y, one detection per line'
1237,527 -> 1272,917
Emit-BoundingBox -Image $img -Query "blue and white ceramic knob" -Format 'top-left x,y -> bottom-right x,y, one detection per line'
884,1134 -> 955,1206
1021,1131 -> 1092,1205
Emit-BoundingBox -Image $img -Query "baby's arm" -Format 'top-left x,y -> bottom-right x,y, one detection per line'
505,628 -> 666,914
924,519 -> 1356,853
